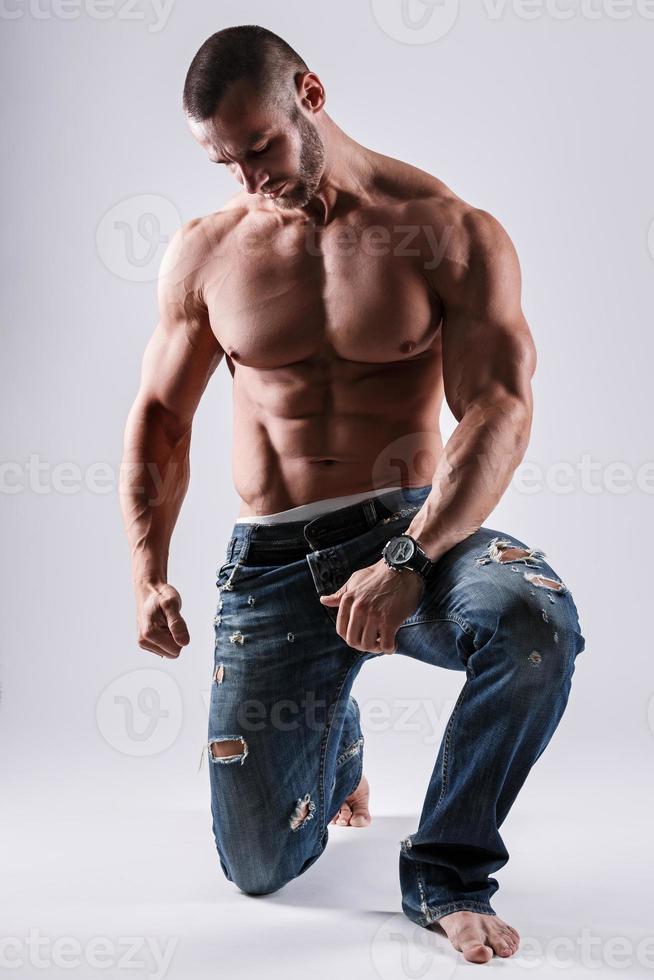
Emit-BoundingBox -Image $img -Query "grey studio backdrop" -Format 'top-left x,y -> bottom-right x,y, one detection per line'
1,0 -> 652,974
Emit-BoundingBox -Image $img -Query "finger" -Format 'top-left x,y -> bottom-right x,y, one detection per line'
377,625 -> 397,655
345,603 -> 367,650
336,594 -> 354,644
322,582 -> 347,603
166,612 -> 190,647
361,617 -> 382,653
145,625 -> 182,658
138,636 -> 173,659
157,587 -> 189,651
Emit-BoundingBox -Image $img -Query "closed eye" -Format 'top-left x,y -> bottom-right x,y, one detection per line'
211,140 -> 271,165
248,142 -> 270,157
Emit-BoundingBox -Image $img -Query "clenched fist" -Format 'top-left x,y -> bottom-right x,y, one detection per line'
135,582 -> 190,659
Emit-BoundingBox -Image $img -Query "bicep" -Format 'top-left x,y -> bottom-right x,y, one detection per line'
439,210 -> 536,421
136,226 -> 224,434
442,310 -> 536,422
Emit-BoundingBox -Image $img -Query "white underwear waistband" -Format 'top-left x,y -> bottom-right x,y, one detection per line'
234,486 -> 405,526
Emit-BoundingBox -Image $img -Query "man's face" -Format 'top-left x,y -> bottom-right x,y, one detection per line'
187,79 -> 325,211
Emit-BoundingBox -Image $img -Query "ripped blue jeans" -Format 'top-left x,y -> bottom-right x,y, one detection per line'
205,484 -> 586,925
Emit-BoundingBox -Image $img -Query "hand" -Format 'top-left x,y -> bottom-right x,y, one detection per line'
320,559 -> 425,654
135,582 -> 190,659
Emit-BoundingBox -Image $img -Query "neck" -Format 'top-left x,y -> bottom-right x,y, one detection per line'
300,114 -> 373,225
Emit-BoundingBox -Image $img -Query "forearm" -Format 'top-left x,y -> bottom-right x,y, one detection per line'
119,400 -> 192,589
405,396 -> 531,562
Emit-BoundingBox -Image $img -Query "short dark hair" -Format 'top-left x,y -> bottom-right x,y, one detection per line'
183,25 -> 309,122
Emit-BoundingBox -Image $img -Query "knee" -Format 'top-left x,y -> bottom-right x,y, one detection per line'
235,871 -> 289,897
520,600 -> 580,670
473,535 -> 584,653
519,616 -> 582,693
216,845 -> 293,896
228,847 -> 323,896
216,822 -> 321,898
471,588 -> 583,688
517,623 -> 579,686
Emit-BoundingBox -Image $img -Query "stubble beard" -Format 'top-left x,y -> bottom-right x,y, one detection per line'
272,110 -> 325,211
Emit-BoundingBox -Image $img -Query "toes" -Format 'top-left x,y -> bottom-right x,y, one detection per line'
497,923 -> 520,951
349,806 -> 371,827
491,917 -> 520,951
333,794 -> 372,827
440,913 -> 520,962
335,803 -> 352,826
498,919 -> 520,941
451,921 -> 495,964
459,942 -> 493,964
492,932 -> 519,957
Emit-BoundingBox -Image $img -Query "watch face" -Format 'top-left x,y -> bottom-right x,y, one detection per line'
386,535 -> 416,565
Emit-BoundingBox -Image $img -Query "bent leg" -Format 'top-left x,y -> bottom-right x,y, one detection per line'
207,558 -> 365,895
395,526 -> 586,925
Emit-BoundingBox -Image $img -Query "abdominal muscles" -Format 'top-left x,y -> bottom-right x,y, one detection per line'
230,347 -> 445,516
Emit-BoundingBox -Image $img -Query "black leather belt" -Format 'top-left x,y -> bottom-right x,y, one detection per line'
236,489 -> 419,564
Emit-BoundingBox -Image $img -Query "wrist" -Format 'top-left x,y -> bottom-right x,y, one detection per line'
404,527 -> 446,564
378,558 -> 426,594
133,574 -> 167,596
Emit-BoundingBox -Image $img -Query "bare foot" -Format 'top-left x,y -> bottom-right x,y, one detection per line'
330,773 -> 371,828
436,910 -> 520,963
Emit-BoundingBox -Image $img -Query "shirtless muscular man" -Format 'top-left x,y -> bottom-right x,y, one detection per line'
120,25 -> 585,964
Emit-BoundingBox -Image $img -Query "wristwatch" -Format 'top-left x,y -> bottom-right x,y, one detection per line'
381,534 -> 436,582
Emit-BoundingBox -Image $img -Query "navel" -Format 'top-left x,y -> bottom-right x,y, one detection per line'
400,340 -> 416,354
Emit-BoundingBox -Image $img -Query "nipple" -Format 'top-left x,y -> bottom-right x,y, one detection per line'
400,340 -> 416,354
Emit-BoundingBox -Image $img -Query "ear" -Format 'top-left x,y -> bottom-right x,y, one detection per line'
295,70 -> 325,113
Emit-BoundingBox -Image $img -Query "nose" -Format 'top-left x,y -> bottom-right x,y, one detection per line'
235,163 -> 269,195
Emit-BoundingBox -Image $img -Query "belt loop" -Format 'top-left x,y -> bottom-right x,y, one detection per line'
362,498 -> 377,527
303,516 -> 318,551
235,524 -> 254,563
